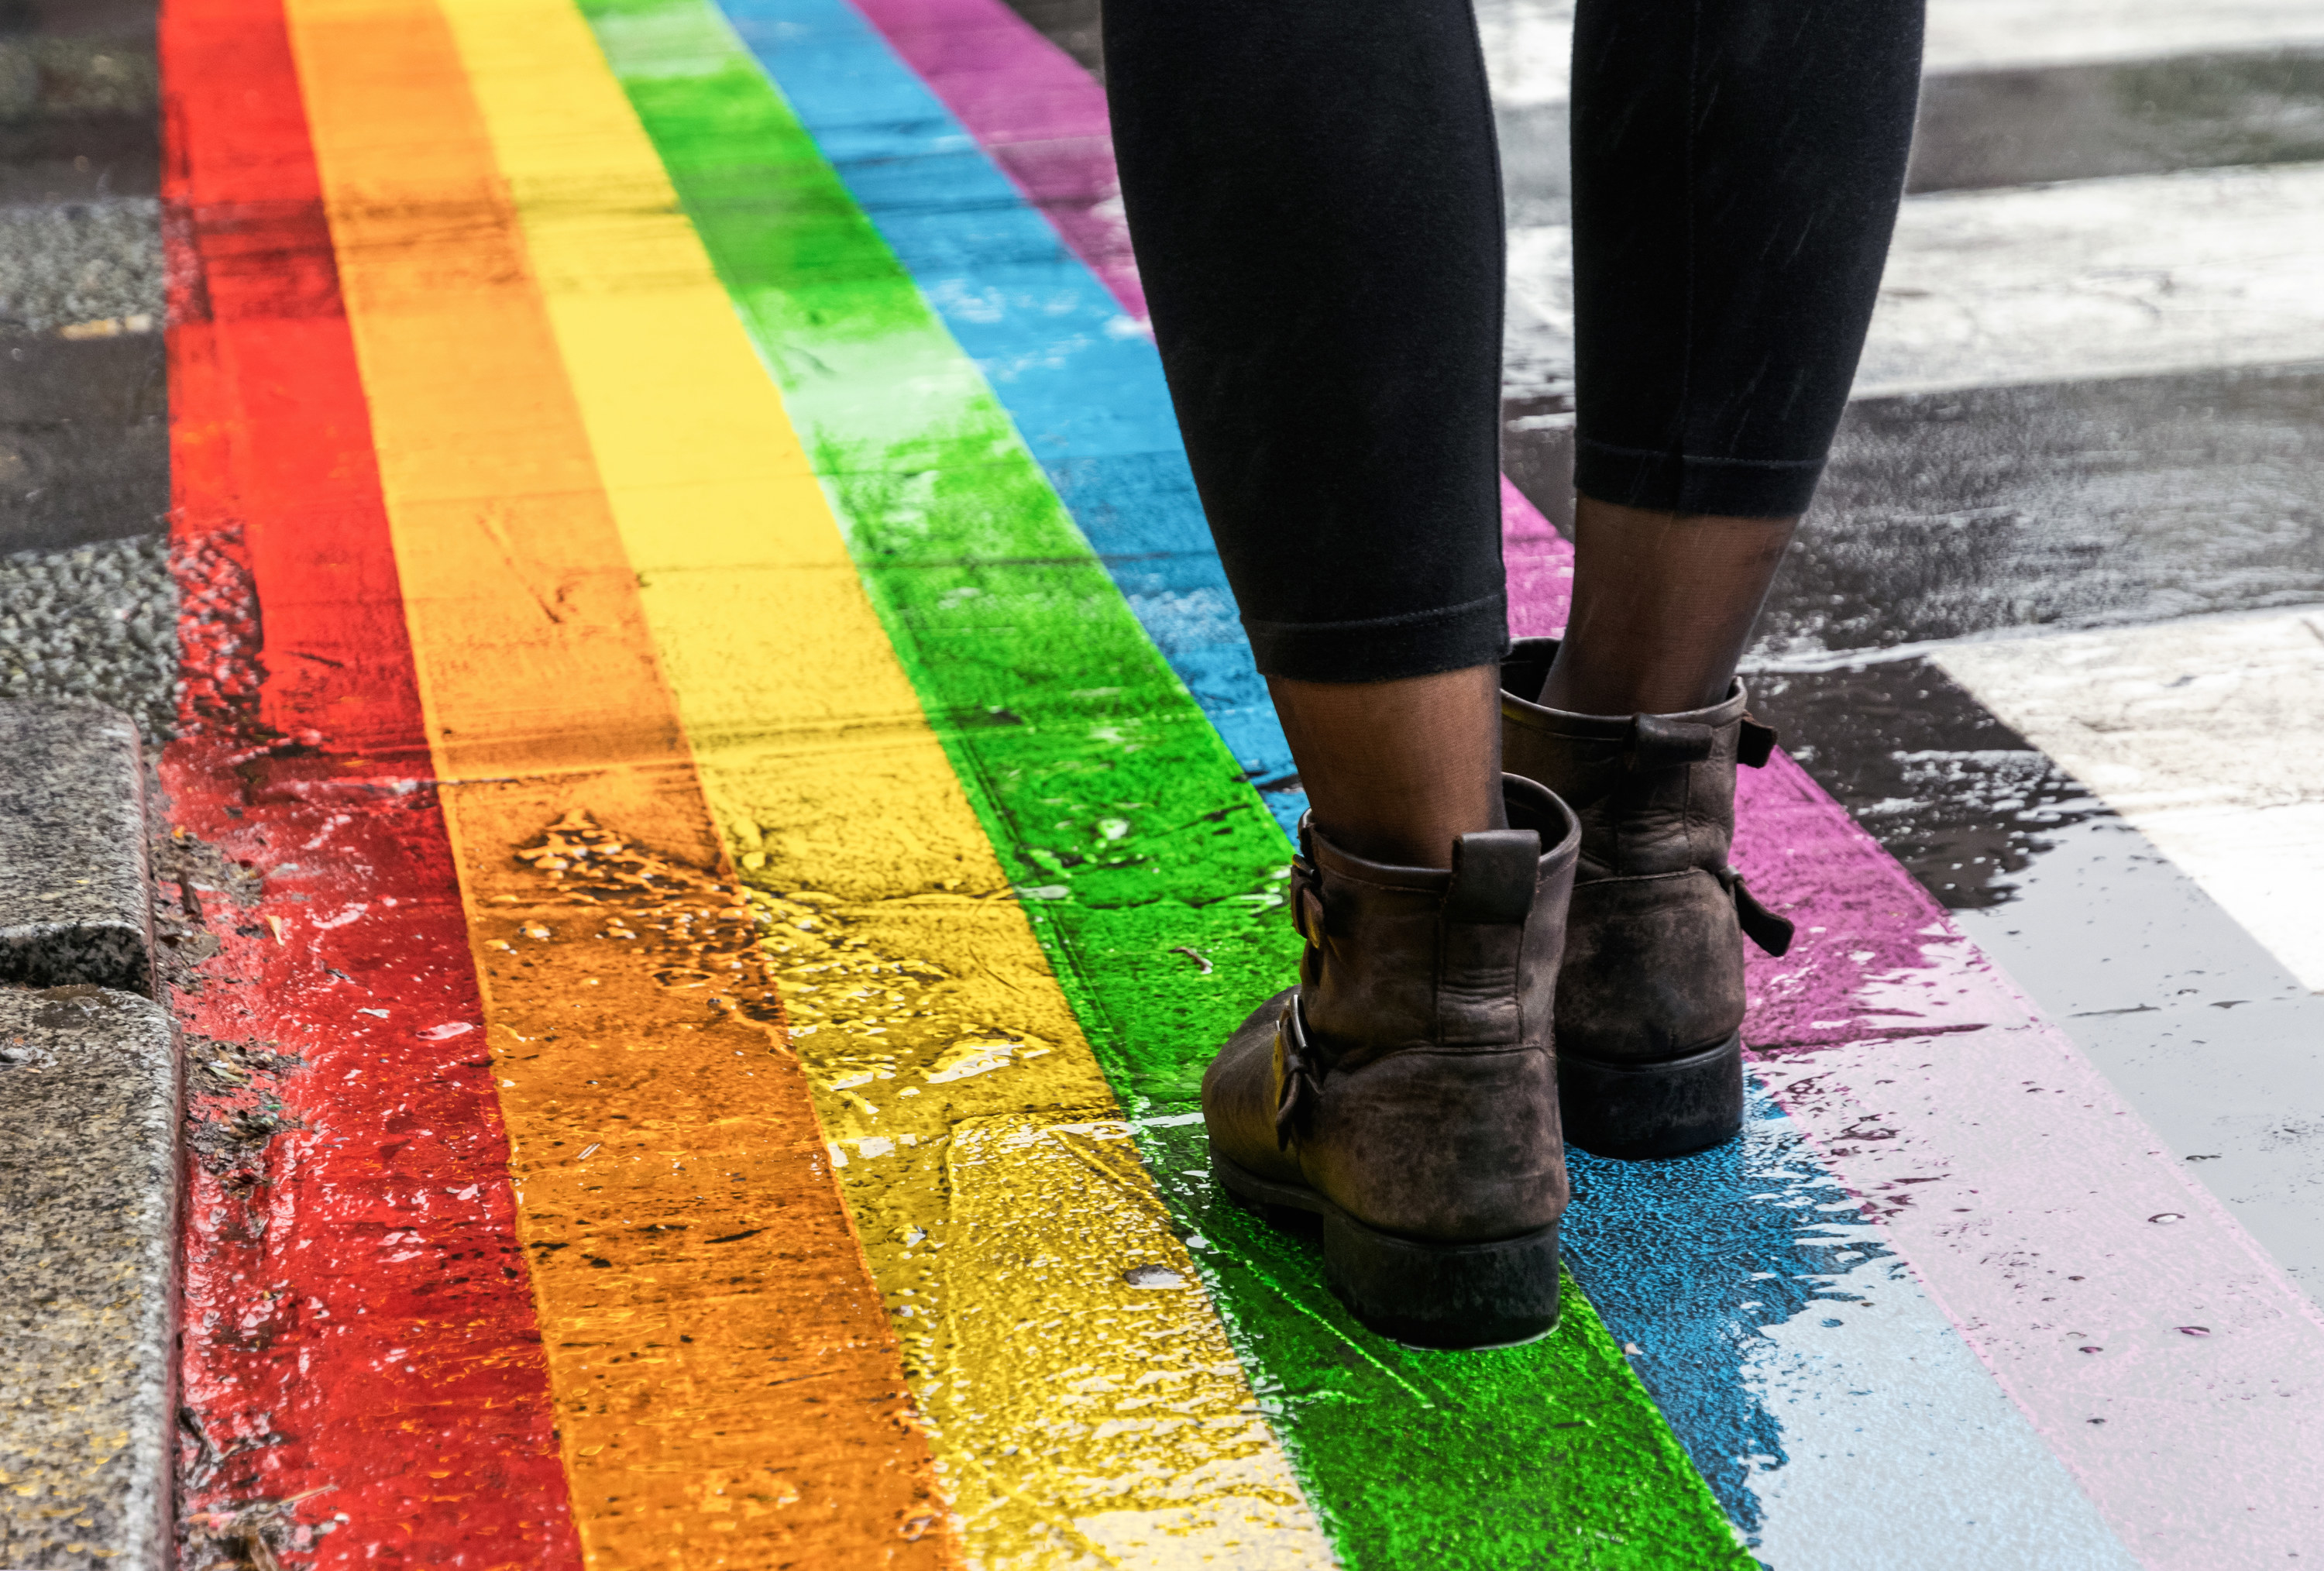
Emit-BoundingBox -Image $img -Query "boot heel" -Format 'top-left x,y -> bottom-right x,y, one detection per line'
1322,1211 -> 1563,1350
1212,1153 -> 1563,1348
1558,1030 -> 1744,1160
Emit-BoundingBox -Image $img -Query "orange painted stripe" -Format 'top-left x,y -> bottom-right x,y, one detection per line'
277,0 -> 950,1560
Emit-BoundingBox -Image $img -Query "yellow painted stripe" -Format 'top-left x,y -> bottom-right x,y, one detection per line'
428,0 -> 1336,1562
277,0 -> 952,1563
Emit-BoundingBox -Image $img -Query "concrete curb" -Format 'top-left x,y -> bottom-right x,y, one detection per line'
0,700 -> 176,1569
0,702 -> 156,995
0,987 -> 180,1570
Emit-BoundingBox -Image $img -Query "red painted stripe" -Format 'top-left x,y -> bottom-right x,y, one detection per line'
163,0 -> 583,1561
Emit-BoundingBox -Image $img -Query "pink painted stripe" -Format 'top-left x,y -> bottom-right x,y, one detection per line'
847,0 -> 1147,322
1502,480 -> 2324,1566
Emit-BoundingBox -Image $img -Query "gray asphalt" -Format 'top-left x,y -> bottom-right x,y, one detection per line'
2,0 -> 170,741
1,533 -> 178,740
0,197 -> 161,332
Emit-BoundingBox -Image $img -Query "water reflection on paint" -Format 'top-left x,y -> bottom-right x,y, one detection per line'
1562,1085 -> 1886,1543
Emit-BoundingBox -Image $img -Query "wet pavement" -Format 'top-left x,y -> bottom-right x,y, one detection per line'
3,0 -> 2324,1565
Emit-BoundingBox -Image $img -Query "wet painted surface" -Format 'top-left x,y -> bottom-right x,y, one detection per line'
273,0 -> 955,1559
1749,647 -> 2324,1304
580,0 -> 1745,1562
163,2 -> 579,1561
1939,610 -> 2324,988
731,0 -> 1291,823
1937,617 -> 2324,1282
430,0 -> 1330,1552
720,0 -> 2161,1560
1727,747 -> 2324,1565
133,0 -> 2324,1563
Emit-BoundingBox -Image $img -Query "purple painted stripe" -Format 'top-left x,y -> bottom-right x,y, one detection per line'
1502,478 -> 2324,1566
1503,475 -> 1573,630
850,0 -> 1147,322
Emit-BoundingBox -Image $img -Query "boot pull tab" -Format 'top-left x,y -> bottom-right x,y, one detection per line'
1446,829 -> 1541,924
1738,715 -> 1779,768
1630,714 -> 1716,768
1717,866 -> 1796,957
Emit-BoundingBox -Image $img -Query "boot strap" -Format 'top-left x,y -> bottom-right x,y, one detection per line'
1271,994 -> 1323,1150
1289,861 -> 1325,948
1623,713 -> 1779,768
1718,866 -> 1795,957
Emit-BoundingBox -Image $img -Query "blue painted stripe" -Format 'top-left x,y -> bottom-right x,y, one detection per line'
703,5 -> 2138,1562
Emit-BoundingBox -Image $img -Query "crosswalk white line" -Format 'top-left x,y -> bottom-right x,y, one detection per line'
1504,159 -> 2324,404
1938,607 -> 2324,993
1477,0 -> 2324,112
1923,0 -> 2324,73
1861,162 -> 2324,396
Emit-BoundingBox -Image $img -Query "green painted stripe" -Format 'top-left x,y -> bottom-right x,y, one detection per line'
571,2 -> 1752,1563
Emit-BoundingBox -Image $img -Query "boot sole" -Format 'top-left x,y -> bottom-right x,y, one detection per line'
1210,1153 -> 1563,1349
1559,1030 -> 1745,1160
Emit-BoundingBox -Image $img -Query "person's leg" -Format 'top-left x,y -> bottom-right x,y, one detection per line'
1508,0 -> 1927,1159
1542,502 -> 1797,716
1106,0 -> 1577,1347
1267,669 -> 1504,869
1554,0 -> 1926,714
1103,0 -> 1508,871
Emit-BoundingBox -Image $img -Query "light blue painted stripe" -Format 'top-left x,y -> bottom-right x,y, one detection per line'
710,4 -> 2140,1562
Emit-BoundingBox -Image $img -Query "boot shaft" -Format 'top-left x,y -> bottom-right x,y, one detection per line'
1494,636 -> 1793,1086
1293,774 -> 1580,1062
1498,638 -> 1775,883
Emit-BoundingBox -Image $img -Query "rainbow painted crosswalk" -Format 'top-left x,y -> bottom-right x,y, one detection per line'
155,0 -> 2324,1566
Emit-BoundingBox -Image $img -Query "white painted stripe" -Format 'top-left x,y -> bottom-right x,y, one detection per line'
1860,163 -> 2324,397
1477,0 -> 2324,111
1477,0 -> 1571,109
1507,160 -> 2324,404
1923,0 -> 2324,73
1935,611 -> 2324,1301
1937,607 -> 2324,992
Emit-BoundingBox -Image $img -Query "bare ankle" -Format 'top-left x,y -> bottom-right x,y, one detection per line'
1267,665 -> 1502,868
1542,497 -> 1798,715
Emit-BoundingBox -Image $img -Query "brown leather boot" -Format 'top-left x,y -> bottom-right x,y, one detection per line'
1203,775 -> 1580,1348
1497,637 -> 1794,1160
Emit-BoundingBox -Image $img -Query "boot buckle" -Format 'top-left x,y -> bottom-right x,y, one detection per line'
1271,993 -> 1323,1149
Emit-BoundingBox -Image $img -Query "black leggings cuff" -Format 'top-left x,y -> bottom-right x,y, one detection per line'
1576,438 -> 1827,519
1245,591 -> 1511,682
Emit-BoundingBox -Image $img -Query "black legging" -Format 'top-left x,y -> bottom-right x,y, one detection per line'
1103,0 -> 1926,682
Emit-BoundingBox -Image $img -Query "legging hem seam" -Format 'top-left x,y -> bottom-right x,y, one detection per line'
1243,590 -> 1508,637
1576,437 -> 1824,471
